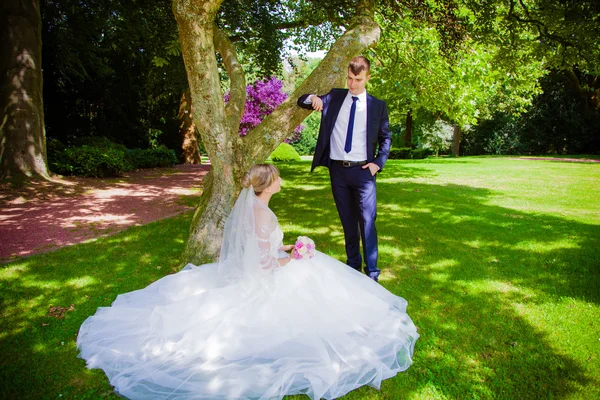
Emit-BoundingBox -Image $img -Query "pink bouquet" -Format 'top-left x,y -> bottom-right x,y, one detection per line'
291,236 -> 316,260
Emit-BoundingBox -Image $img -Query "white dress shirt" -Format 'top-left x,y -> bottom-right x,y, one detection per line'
329,91 -> 368,162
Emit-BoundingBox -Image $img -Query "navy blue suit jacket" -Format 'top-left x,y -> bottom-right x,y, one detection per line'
297,89 -> 392,172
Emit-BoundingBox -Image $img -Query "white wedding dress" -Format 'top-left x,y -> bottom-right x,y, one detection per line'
77,188 -> 419,400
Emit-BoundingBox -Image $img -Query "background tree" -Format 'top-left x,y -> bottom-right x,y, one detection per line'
462,0 -> 600,154
1,0 -> 50,182
42,0 -> 189,152
464,71 -> 600,155
173,0 -> 384,263
499,0 -> 600,109
369,11 -> 544,155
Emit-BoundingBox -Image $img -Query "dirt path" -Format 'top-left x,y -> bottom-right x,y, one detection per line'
0,164 -> 210,262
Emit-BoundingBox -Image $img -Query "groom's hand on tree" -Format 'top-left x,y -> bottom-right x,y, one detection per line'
309,95 -> 323,111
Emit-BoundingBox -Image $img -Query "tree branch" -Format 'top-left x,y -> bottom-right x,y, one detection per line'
213,25 -> 245,132
173,0 -> 234,177
240,6 -> 381,166
508,0 -> 578,49
227,17 -> 331,42
172,0 -> 222,19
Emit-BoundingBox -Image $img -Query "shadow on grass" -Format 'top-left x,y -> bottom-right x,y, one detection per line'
1,160 -> 598,399
0,213 -> 193,398
274,161 -> 599,399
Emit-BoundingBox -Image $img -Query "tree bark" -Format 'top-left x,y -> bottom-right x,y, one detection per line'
404,109 -> 413,147
178,89 -> 201,164
563,68 -> 600,112
173,0 -> 381,264
242,13 -> 381,163
173,0 -> 236,265
0,0 -> 50,182
452,125 -> 461,156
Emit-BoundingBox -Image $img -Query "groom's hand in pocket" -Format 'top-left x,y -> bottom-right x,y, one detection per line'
362,162 -> 380,176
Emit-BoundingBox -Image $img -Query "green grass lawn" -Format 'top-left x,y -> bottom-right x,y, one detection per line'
1,157 -> 599,399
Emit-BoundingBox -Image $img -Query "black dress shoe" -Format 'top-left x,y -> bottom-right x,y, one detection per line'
368,271 -> 379,282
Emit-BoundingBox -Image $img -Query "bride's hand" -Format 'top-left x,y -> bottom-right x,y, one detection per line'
279,244 -> 294,252
278,256 -> 291,266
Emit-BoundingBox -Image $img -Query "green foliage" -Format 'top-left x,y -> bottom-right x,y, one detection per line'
464,72 -> 600,155
46,137 -> 66,155
49,137 -> 178,177
290,112 -> 320,155
369,14 -> 545,130
469,0 -> 600,76
289,130 -> 317,156
410,148 -> 433,159
269,143 -> 301,162
462,114 -> 523,156
280,56 -> 322,93
415,118 -> 454,155
3,158 -> 599,398
51,146 -> 128,177
388,124 -> 403,149
389,148 -> 412,159
388,147 -> 432,159
128,147 -> 179,169
74,136 -> 129,152
41,0 -> 187,150
217,1 -> 346,78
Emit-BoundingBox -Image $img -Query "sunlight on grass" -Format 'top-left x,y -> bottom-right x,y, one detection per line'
410,382 -> 452,399
428,259 -> 459,270
377,268 -> 399,282
1,158 -> 599,399
65,276 -> 99,288
1,262 -> 30,278
513,238 -> 581,252
32,343 -> 48,354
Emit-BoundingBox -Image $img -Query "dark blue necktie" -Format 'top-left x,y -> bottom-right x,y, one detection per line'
344,96 -> 359,153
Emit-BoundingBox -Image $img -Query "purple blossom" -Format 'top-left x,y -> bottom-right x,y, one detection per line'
285,125 -> 305,144
225,77 -> 301,136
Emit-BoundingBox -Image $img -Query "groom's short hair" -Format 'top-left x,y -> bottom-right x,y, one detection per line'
349,56 -> 371,75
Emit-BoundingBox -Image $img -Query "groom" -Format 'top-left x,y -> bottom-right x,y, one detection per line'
297,56 -> 391,282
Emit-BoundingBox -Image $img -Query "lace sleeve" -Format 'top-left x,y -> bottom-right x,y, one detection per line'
254,207 -> 280,270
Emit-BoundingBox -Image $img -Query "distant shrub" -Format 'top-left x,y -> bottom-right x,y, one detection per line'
128,147 -> 178,169
289,112 -> 319,155
270,143 -> 301,162
411,148 -> 432,159
47,137 -> 66,154
388,148 -> 412,159
388,147 -> 431,160
52,146 -> 127,177
49,136 -> 178,177
74,136 -> 127,152
289,129 -> 317,155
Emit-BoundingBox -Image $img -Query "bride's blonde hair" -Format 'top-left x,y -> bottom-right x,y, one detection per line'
241,164 -> 280,195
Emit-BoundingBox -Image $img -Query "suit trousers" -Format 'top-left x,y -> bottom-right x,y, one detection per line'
329,162 -> 379,276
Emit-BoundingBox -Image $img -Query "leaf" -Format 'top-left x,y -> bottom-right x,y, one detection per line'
151,56 -> 169,68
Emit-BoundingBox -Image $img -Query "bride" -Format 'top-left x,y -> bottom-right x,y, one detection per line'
77,164 -> 419,399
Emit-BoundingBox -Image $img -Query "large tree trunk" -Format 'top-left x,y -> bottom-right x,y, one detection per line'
173,0 -> 237,265
178,89 -> 201,164
452,125 -> 461,156
173,0 -> 381,264
404,109 -> 413,147
563,68 -> 600,112
0,0 -> 49,182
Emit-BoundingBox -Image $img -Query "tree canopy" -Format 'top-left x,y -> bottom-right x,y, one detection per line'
2,0 -> 599,260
